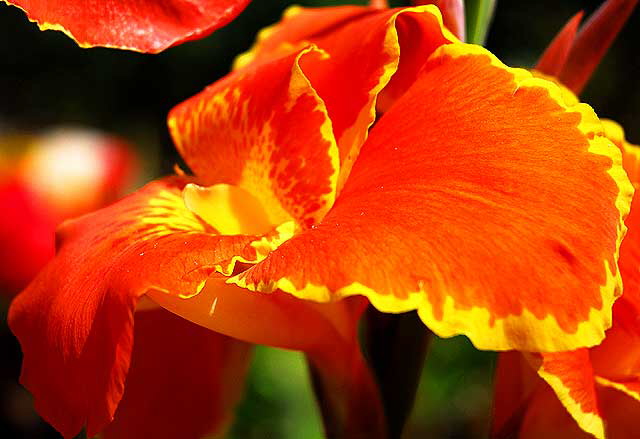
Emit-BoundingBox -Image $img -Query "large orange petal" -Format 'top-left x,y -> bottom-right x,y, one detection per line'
1,0 -> 250,53
169,47 -> 339,229
103,308 -> 251,439
8,177 -> 258,438
234,43 -> 633,352
235,6 -> 456,190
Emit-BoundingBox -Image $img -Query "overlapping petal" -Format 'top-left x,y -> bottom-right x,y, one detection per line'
494,123 -> 640,438
1,0 -> 250,53
234,43 -> 633,352
103,308 -> 251,439
8,177 -> 259,438
234,5 -> 457,189
529,351 -> 604,438
169,47 -> 339,228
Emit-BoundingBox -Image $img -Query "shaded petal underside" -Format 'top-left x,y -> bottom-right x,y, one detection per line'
1,0 -> 250,53
235,43 -> 633,352
104,308 -> 252,439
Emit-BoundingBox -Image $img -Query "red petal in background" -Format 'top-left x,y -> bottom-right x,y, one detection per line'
2,0 -> 251,53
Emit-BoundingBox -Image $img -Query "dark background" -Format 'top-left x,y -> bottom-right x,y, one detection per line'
1,1 -> 638,438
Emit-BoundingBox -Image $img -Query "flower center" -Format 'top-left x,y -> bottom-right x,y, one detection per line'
183,182 -> 276,236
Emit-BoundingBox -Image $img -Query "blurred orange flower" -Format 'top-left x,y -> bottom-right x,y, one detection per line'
0,129 -> 137,295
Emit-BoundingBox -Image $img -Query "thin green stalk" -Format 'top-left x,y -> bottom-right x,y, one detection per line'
465,0 -> 497,45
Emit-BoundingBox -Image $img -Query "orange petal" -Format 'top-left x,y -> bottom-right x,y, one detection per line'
535,11 -> 584,77
603,120 -> 640,315
169,47 -> 339,229
8,177 -> 258,438
530,351 -> 605,439
147,277 -> 364,353
235,6 -> 456,190
558,0 -> 639,94
1,0 -> 250,53
510,362 -> 640,439
233,43 -> 633,352
413,0 -> 466,40
590,301 -> 640,396
103,308 -> 251,439
518,381 -> 597,439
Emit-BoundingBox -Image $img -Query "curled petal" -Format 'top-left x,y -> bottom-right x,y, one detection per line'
104,309 -> 251,439
1,0 -> 250,53
169,48 -> 339,229
8,177 -> 259,438
234,44 -> 633,352
413,1 -> 466,41
234,5 -> 456,190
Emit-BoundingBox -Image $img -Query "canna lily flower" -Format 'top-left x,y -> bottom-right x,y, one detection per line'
0,128 -> 137,295
8,3 -> 635,439
0,0 -> 251,53
492,1 -> 639,438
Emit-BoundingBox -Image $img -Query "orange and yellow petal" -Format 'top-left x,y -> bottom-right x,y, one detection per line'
169,48 -> 339,229
493,356 -> 640,439
235,5 -> 456,190
1,0 -> 250,53
530,351 -> 604,439
233,43 -> 633,352
413,1 -> 466,41
605,120 -> 640,313
518,383 -> 599,439
103,308 -> 251,439
8,177 -> 258,438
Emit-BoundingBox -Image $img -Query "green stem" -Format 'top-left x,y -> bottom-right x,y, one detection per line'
362,308 -> 432,439
465,0 -> 497,45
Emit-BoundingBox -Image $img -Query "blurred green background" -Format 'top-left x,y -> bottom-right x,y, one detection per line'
1,1 -> 638,438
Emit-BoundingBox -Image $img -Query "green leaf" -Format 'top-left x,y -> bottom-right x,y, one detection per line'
465,0 -> 497,45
